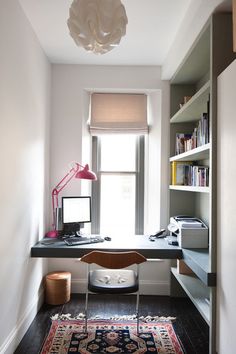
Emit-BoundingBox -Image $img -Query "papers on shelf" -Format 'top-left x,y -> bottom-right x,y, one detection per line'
178,220 -> 203,229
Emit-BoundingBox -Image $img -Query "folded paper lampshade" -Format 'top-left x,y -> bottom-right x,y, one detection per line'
67,0 -> 128,54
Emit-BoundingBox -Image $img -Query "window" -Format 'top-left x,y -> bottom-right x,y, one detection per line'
91,134 -> 144,237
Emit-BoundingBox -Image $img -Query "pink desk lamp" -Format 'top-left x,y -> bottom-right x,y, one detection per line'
46,162 -> 97,238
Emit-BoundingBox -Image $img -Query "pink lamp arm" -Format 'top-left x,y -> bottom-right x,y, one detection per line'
53,163 -> 83,196
47,163 -> 83,237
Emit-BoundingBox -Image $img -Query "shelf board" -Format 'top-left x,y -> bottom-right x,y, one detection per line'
182,249 -> 216,286
171,267 -> 210,325
169,185 -> 210,193
183,249 -> 210,273
170,81 -> 210,123
170,143 -> 210,162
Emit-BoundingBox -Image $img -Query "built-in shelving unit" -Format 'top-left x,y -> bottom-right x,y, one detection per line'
169,13 -> 236,354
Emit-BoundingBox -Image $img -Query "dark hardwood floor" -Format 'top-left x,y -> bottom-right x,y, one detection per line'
14,294 -> 209,354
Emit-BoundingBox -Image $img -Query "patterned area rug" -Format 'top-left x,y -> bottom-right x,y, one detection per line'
40,319 -> 184,354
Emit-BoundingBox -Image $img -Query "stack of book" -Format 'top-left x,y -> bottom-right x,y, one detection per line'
175,133 -> 192,154
171,161 -> 209,187
175,112 -> 209,155
171,161 -> 192,185
191,165 -> 209,187
196,112 -> 209,146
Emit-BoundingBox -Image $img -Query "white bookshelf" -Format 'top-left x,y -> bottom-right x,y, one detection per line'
169,13 -> 236,354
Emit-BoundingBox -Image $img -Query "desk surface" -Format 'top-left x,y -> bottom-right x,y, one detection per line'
31,235 -> 182,259
31,235 -> 216,286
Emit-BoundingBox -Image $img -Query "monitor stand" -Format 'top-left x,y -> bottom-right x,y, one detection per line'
62,222 -> 84,237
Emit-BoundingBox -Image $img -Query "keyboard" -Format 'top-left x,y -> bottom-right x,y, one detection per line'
64,236 -> 104,246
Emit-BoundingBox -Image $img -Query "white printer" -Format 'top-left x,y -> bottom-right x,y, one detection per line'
168,215 -> 208,248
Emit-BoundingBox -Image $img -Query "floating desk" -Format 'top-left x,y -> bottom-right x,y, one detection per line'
31,235 -> 182,259
31,235 -> 215,286
31,234 -> 216,330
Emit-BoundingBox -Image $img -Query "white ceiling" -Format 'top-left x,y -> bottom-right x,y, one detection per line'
19,0 -> 192,66
19,0 -> 232,69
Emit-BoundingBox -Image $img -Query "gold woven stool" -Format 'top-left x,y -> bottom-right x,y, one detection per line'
45,271 -> 71,305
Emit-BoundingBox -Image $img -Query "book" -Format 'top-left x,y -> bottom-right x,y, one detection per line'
175,133 -> 192,155
171,161 -> 193,185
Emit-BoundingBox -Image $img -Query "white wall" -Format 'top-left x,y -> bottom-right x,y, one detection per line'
217,59 -> 236,353
0,1 -> 51,353
50,64 -> 171,296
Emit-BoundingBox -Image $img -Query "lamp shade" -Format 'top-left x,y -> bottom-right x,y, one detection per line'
67,0 -> 128,54
76,164 -> 97,180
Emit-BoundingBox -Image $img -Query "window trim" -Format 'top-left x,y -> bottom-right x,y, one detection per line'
91,135 -> 144,235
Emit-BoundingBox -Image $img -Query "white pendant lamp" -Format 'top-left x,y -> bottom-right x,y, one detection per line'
67,0 -> 128,54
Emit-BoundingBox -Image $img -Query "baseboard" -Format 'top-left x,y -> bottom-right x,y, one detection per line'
71,279 -> 170,296
0,288 -> 44,354
140,280 -> 170,295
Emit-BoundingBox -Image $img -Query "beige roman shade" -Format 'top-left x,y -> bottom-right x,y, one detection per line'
89,93 -> 148,134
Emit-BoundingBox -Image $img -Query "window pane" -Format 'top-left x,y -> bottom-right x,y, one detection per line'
100,135 -> 136,171
100,174 -> 135,236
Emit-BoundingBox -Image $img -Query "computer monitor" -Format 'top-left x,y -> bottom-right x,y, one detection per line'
62,196 -> 91,235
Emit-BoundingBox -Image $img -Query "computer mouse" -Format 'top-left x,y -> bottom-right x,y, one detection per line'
104,236 -> 112,241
